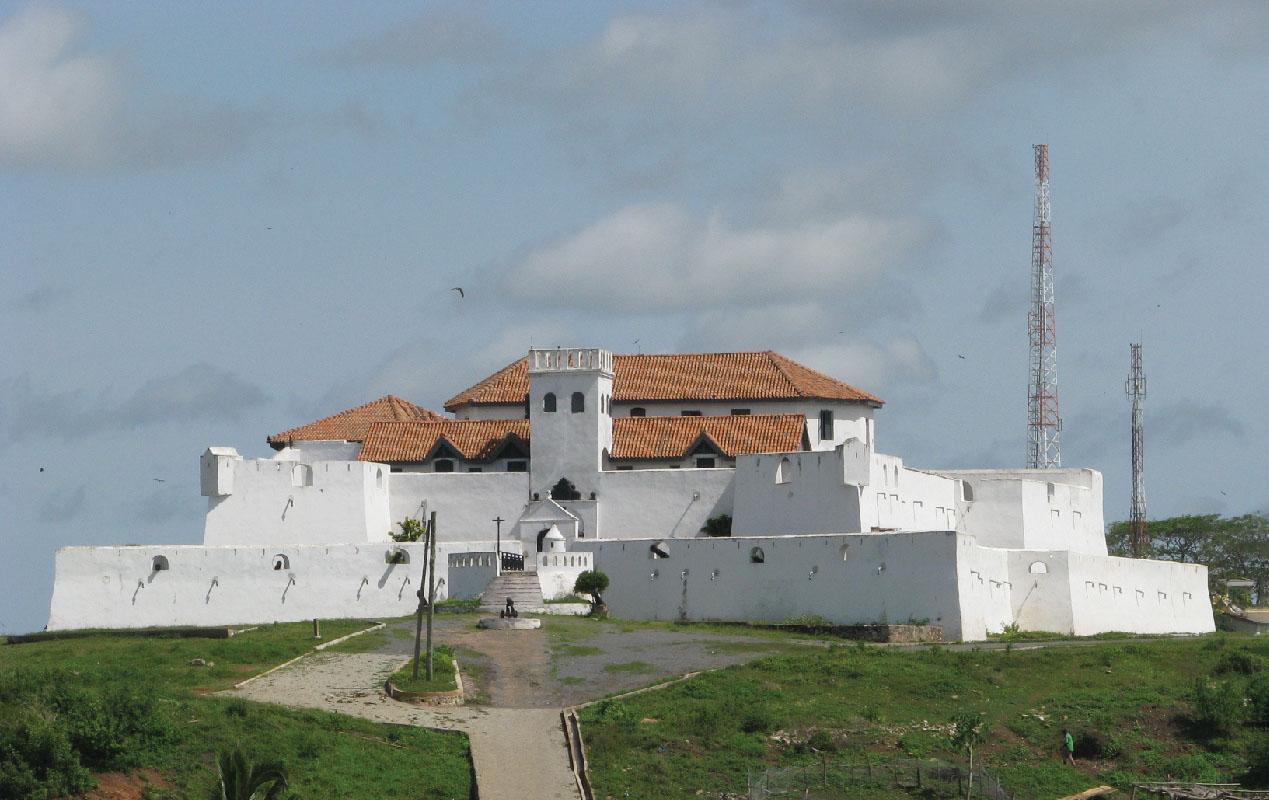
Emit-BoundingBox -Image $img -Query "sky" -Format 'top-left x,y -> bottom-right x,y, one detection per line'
2,1 -> 1267,634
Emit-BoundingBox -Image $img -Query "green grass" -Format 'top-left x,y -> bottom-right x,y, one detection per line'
387,647 -> 458,693
0,620 -> 473,799
577,634 -> 1268,800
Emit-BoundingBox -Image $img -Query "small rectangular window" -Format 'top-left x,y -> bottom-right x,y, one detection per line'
819,409 -> 834,440
695,457 -> 716,468
467,467 -> 483,473
506,460 -> 527,472
681,410 -> 702,416
390,466 -> 403,473
730,408 -> 751,415
434,459 -> 455,473
616,465 -> 633,471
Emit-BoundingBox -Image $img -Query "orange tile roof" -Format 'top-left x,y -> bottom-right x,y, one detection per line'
267,396 -> 445,448
443,351 -> 881,410
357,419 -> 530,463
610,414 -> 807,460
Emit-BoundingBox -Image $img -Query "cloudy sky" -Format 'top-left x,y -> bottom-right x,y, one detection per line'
3,1 -> 1267,634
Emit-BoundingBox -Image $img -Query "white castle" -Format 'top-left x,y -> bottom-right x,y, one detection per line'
48,347 -> 1213,640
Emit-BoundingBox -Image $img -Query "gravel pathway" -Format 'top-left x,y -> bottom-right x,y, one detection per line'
224,649 -> 579,800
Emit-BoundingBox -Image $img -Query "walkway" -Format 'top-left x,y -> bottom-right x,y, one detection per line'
224,644 -> 579,800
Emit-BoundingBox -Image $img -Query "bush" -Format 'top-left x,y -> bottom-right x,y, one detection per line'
1073,729 -> 1122,759
689,705 -> 728,739
1251,674 -> 1269,726
1216,649 -> 1262,675
740,707 -> 776,734
574,570 -> 610,603
1190,678 -> 1243,738
700,514 -> 732,537
808,729 -> 839,753
0,708 -> 93,800
1245,735 -> 1269,788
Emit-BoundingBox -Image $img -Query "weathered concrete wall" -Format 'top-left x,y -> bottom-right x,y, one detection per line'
204,460 -> 392,547
595,468 -> 734,539
47,540 -> 495,631
578,532 -> 977,639
388,472 -> 530,542
1005,550 -> 1214,635
447,552 -> 499,600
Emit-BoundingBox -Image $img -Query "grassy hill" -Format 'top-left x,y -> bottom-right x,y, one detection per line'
578,633 -> 1269,799
0,622 -> 472,800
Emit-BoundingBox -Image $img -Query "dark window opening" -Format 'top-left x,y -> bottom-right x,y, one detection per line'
543,392 -> 557,412
467,467 -> 483,473
819,409 -> 834,440
630,407 -> 646,417
681,410 -> 702,416
390,466 -> 403,473
616,465 -> 633,471
730,408 -> 751,415
434,459 -> 455,473
695,457 -> 716,468
750,547 -> 765,564
571,391 -> 585,413
506,460 -> 528,473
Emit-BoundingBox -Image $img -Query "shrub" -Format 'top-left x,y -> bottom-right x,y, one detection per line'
740,707 -> 776,734
0,708 -> 92,800
574,571 -> 610,605
689,705 -> 728,739
1251,674 -> 1269,726
1190,678 -> 1243,738
1215,649 -> 1262,675
1245,735 -> 1269,788
700,514 -> 732,537
1073,729 -> 1122,759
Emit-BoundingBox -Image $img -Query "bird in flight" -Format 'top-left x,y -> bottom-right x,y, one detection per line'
153,478 -> 166,483
958,354 -> 967,360
451,287 -> 465,299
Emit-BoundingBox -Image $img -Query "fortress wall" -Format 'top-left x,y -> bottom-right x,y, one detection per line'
387,472 -> 530,542
579,532 -> 977,639
46,540 -> 496,631
595,468 -> 735,539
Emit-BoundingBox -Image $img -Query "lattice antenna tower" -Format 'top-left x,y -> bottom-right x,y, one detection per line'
1027,144 -> 1062,468
1127,342 -> 1148,556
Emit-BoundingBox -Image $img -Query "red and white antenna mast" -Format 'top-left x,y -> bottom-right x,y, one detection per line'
1027,144 -> 1062,468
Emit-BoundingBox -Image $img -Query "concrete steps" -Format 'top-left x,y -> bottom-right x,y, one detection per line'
479,573 -> 545,614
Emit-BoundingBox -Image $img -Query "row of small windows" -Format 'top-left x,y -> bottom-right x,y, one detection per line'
433,459 -> 527,473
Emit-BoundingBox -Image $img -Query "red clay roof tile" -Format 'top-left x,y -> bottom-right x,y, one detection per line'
609,414 -> 808,460
443,352 -> 881,410
267,396 -> 444,448
357,419 -> 530,463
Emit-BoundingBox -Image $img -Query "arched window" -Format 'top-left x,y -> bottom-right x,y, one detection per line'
1029,561 -> 1048,574
291,464 -> 312,488
543,392 -> 557,412
750,547 -> 765,564
272,554 -> 290,571
571,392 -> 585,412
630,407 -> 646,417
152,555 -> 170,572
776,457 -> 792,485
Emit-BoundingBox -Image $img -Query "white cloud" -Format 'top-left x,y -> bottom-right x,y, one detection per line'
0,5 -> 117,166
506,203 -> 926,312
783,337 -> 937,394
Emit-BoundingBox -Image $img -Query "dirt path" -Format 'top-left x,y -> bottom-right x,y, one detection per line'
224,635 -> 579,800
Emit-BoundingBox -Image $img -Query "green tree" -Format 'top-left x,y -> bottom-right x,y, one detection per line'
211,749 -> 289,800
1106,513 -> 1269,604
700,514 -> 732,537
390,517 -> 426,543
574,570 -> 610,609
950,711 -> 988,800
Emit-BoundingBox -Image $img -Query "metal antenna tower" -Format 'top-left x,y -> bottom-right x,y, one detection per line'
1126,342 -> 1148,557
1027,144 -> 1062,468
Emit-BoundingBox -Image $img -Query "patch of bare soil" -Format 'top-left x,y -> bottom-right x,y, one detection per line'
80,769 -> 167,800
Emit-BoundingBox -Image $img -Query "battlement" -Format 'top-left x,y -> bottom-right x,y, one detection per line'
528,348 -> 613,375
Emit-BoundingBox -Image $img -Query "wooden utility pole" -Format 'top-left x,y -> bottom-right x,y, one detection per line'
425,510 -> 438,681
411,512 -> 434,680
493,516 -> 504,576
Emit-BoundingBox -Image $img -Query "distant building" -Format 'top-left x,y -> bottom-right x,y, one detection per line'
48,348 -> 1213,640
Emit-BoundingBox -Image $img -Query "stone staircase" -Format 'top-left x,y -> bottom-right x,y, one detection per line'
479,573 -> 546,614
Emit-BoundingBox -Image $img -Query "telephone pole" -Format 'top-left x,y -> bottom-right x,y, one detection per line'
1127,343 -> 1148,557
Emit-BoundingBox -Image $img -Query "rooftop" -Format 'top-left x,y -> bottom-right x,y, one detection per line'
444,351 -> 882,410
267,396 -> 445,449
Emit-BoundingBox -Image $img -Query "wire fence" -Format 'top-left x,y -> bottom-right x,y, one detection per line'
743,757 -> 1014,800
